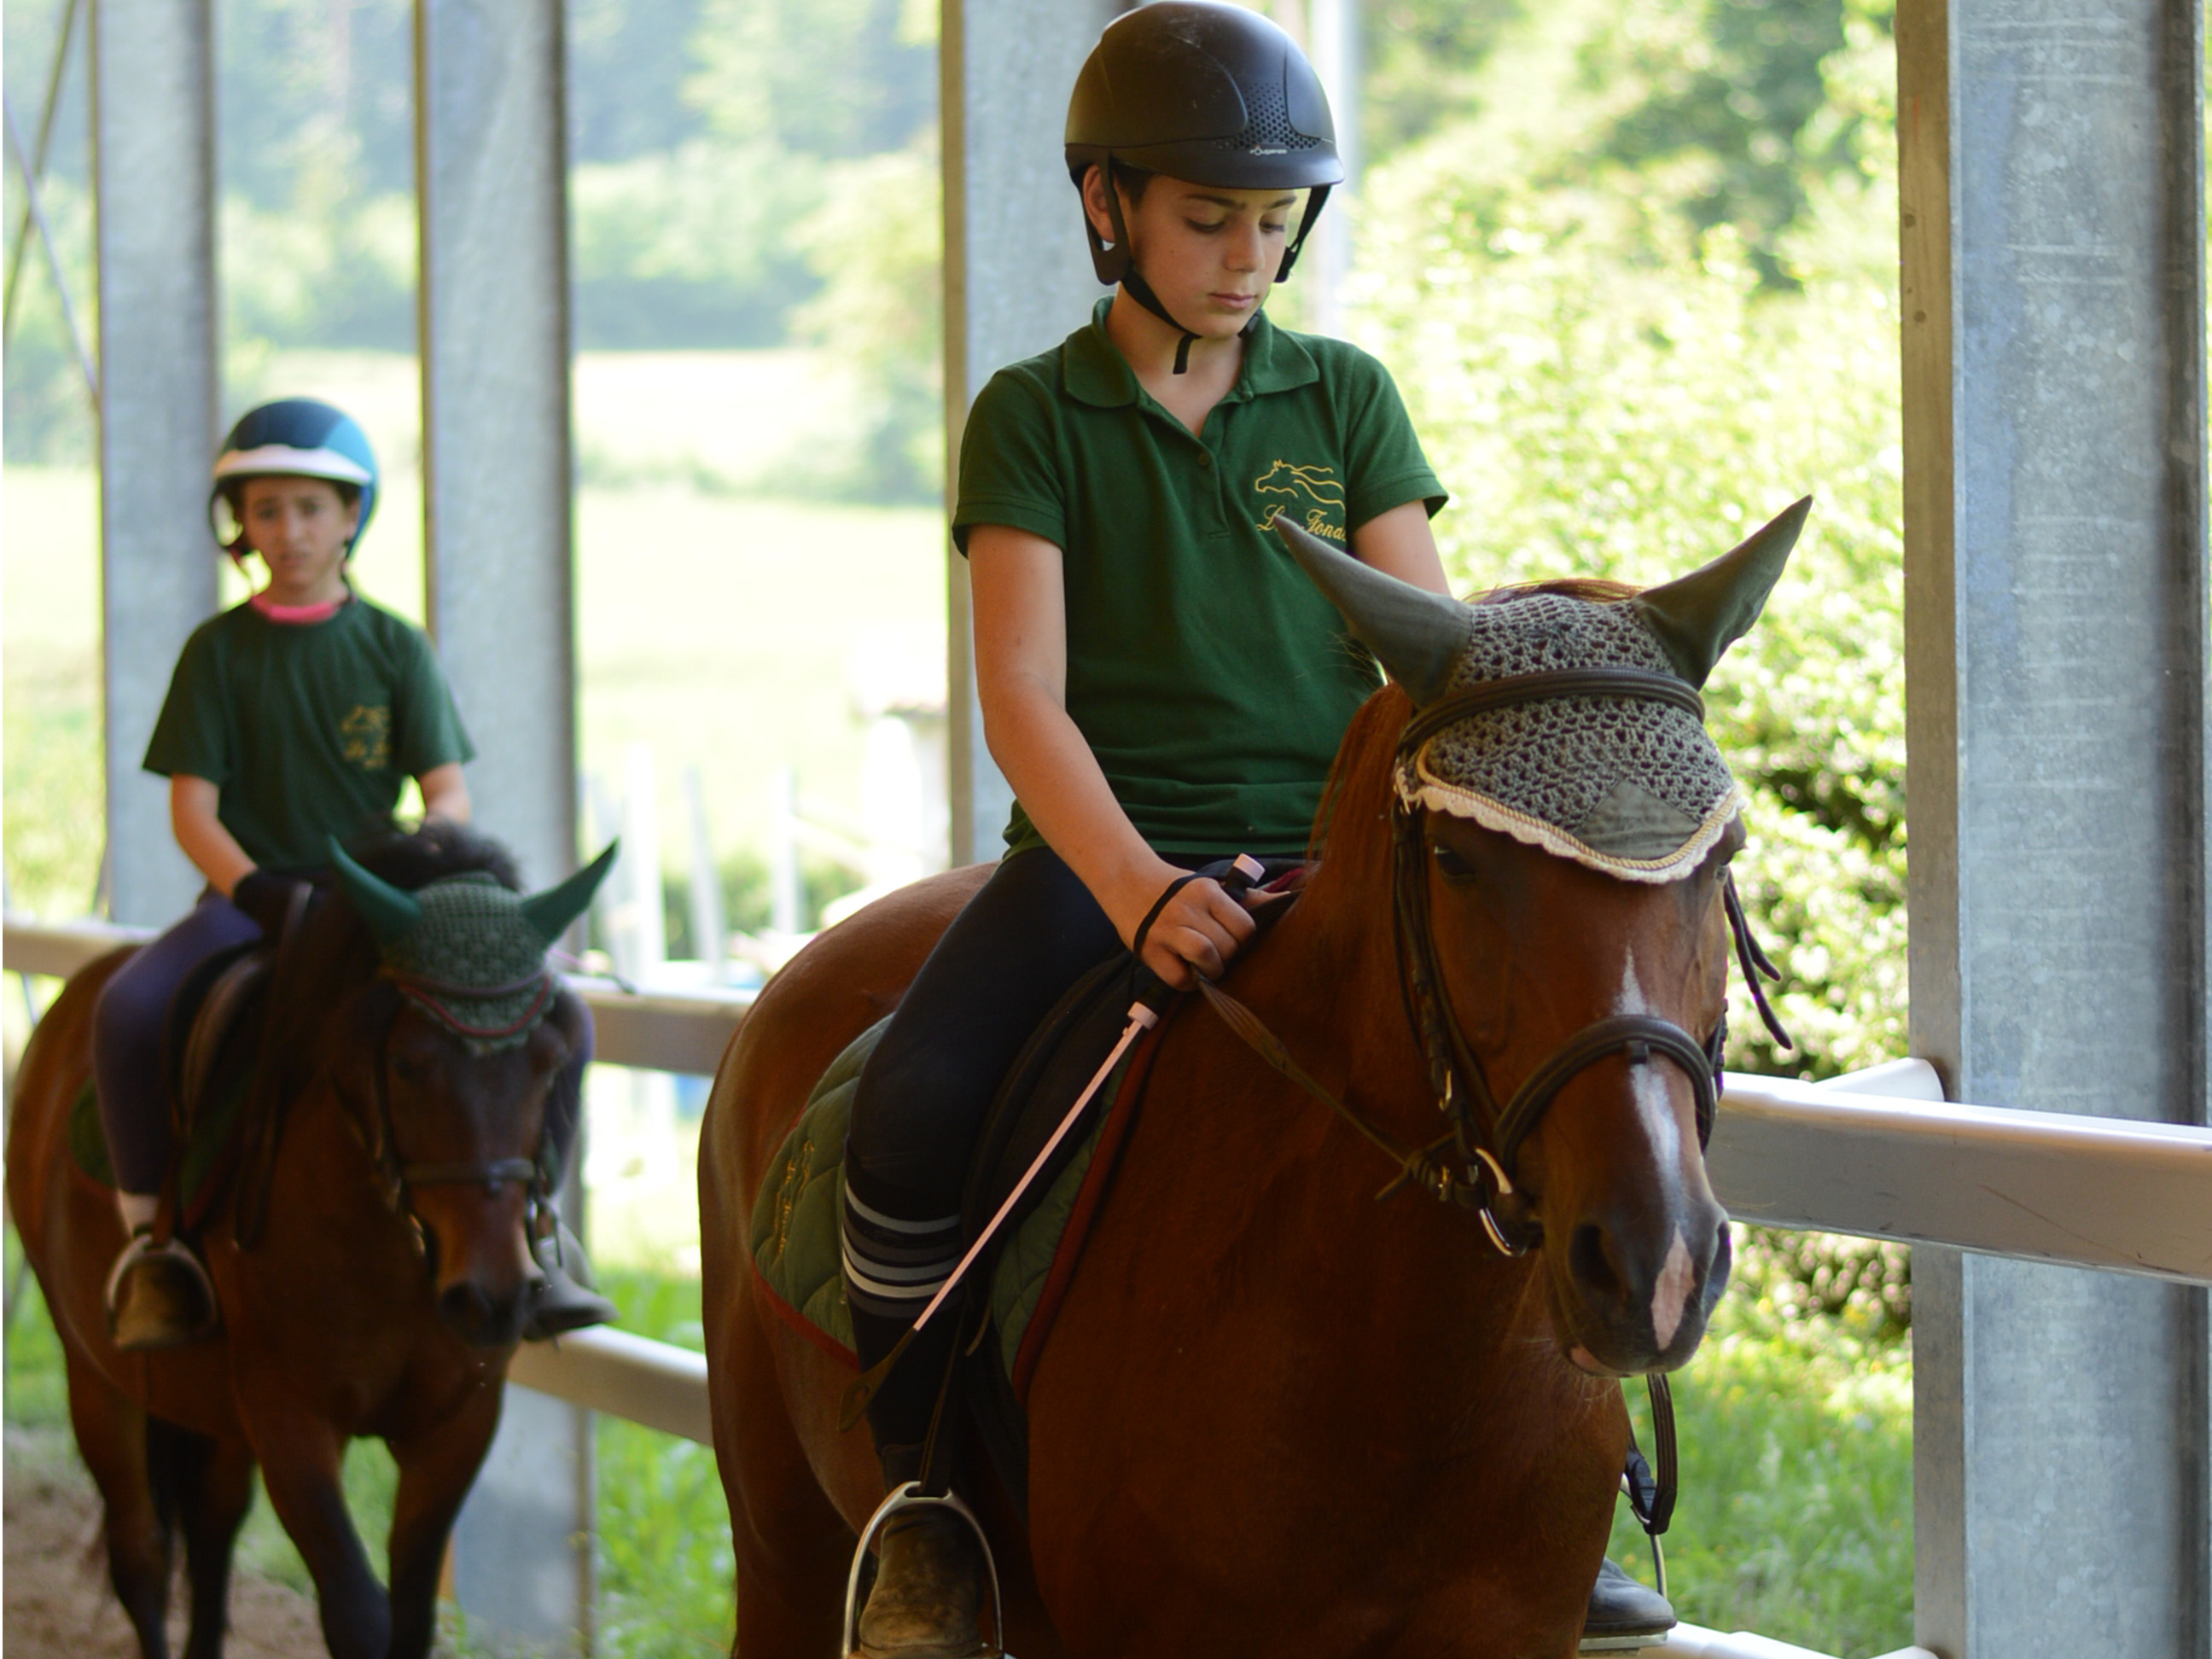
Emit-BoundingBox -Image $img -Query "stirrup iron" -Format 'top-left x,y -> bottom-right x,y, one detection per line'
842,1481 -> 1007,1659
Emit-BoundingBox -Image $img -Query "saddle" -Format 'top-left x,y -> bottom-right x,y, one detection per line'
750,859 -> 1305,1512
73,940 -> 277,1238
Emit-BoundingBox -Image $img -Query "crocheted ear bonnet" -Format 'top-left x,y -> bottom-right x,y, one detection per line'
1273,499 -> 1809,882
330,841 -> 620,1047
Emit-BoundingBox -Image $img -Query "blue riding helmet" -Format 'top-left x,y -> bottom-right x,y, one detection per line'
208,398 -> 380,557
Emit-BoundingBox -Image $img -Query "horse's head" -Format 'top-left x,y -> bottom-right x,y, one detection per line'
1281,501 -> 1807,1376
328,833 -> 617,1350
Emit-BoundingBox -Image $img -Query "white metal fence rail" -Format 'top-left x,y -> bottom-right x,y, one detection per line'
15,915 -> 2203,1659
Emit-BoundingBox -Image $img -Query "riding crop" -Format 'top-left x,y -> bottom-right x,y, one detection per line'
841,853 -> 1266,1429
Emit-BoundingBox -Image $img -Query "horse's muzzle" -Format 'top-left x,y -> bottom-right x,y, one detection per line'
1557,1194 -> 1730,1376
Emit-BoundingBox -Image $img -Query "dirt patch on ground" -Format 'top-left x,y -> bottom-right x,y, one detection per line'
4,1426 -> 325,1658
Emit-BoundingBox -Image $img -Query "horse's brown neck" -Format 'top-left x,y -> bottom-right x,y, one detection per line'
1214,859 -> 1597,1408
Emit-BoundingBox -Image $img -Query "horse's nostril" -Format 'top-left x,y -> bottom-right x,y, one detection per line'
439,1281 -> 494,1338
1569,1221 -> 1623,1303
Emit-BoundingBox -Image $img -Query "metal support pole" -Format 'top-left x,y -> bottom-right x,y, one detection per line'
939,0 -> 1128,865
1301,0 -> 1357,338
5,0 -> 83,348
91,0 -> 218,928
1899,0 -> 2211,1653
416,0 -> 588,1649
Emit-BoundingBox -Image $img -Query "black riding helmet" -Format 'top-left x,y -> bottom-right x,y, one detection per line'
1065,1 -> 1343,372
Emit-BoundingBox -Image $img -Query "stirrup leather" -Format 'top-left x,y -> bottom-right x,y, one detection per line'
843,1482 -> 1005,1659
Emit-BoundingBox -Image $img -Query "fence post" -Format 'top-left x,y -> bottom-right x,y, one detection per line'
416,0 -> 589,1649
938,0 -> 1131,864
1899,0 -> 2210,1652
91,0 -> 217,927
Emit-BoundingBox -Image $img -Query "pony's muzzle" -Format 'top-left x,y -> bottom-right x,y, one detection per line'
437,1272 -> 544,1348
418,1190 -> 544,1348
1561,1191 -> 1728,1373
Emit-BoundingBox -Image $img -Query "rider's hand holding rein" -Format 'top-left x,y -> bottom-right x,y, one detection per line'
969,498 -> 1448,992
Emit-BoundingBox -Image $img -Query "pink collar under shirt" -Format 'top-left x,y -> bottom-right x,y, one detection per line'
249,591 -> 350,625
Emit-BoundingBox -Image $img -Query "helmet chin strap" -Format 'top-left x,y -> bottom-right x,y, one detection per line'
1120,269 -> 1247,375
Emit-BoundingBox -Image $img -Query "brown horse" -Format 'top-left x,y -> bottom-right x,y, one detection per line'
698,506 -> 1806,1656
7,825 -> 611,1659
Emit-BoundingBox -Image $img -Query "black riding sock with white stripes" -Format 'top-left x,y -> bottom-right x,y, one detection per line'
841,1179 -> 964,1452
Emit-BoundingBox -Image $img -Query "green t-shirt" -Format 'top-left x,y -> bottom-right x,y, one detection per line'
143,597 -> 476,874
954,299 -> 1447,856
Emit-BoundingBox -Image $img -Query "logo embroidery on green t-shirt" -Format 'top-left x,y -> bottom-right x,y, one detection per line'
341,705 -> 393,771
1252,460 -> 1346,542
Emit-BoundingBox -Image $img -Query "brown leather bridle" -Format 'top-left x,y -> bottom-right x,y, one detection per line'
1386,667 -> 1767,1256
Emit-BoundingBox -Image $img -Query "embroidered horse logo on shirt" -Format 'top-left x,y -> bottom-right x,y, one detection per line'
340,705 -> 393,771
1253,461 -> 1347,542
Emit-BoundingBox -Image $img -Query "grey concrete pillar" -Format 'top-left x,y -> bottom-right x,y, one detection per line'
91,0 -> 218,925
939,0 -> 1127,865
416,1 -> 588,1650
1899,1 -> 2210,1655
416,0 -> 578,894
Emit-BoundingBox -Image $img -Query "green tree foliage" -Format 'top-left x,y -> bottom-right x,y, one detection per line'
787,135 -> 945,502
1358,0 -> 1906,1080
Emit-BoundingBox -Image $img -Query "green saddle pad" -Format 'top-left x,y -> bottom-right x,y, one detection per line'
70,1064 -> 253,1220
749,1017 -> 1117,1382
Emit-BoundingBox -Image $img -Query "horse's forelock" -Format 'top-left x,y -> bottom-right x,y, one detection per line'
348,821 -> 524,893
1473,574 -> 1640,608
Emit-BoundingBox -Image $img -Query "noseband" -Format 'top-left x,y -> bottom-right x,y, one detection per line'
1388,668 -> 1755,1255
353,992 -> 554,1254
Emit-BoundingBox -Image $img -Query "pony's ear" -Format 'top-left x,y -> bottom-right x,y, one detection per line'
1630,497 -> 1812,688
522,841 -> 620,947
1270,511 -> 1467,707
328,837 -> 422,946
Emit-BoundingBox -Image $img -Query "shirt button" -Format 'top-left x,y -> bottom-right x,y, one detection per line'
1198,453 -> 1214,469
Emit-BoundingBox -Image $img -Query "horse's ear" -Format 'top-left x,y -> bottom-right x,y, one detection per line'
522,841 -> 620,947
328,837 -> 423,946
1630,496 -> 1812,688
1269,511 -> 1466,707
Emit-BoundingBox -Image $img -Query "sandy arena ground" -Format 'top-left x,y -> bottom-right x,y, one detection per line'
5,1425 -> 327,1657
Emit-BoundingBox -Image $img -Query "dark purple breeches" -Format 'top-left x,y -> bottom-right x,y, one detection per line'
93,894 -> 265,1195
92,893 -> 589,1197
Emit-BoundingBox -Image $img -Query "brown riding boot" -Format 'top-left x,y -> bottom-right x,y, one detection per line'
106,1230 -> 218,1351
854,1447 -> 989,1659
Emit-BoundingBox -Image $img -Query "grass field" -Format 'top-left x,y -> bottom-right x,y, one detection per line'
2,347 -> 947,918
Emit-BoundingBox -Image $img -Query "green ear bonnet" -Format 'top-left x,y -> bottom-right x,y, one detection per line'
1272,500 -> 1808,882
330,841 -> 620,1047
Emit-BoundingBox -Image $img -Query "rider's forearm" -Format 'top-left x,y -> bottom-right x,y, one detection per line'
170,775 -> 255,896
1350,498 -> 1451,595
416,762 -> 471,824
981,677 -> 1183,945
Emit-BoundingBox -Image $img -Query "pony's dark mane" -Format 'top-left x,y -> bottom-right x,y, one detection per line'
346,820 -> 523,893
253,823 -> 527,1103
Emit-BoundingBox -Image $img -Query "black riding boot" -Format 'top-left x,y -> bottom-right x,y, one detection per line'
1583,1557 -> 1675,1642
854,1442 -> 988,1659
848,1305 -> 987,1659
522,1216 -> 617,1341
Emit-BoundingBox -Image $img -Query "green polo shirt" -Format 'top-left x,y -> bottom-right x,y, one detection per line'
955,299 -> 1446,856
143,597 -> 476,874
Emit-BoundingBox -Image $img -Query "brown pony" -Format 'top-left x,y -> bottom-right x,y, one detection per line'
698,507 -> 1806,1656
7,825 -> 608,1659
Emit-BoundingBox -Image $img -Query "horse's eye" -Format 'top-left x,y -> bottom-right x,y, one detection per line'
1433,843 -> 1476,882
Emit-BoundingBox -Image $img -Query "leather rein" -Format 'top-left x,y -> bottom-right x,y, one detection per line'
1202,667 -> 1789,1260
